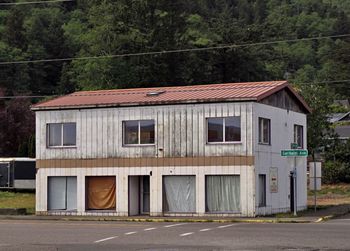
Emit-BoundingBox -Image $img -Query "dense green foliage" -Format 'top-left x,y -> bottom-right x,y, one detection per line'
0,0 -> 349,95
323,138 -> 350,184
0,0 -> 349,157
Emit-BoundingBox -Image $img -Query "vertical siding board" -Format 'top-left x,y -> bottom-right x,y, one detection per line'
174,108 -> 181,157
102,109 -> 108,158
157,109 -> 164,158
186,107 -> 193,157
180,108 -> 187,157
203,105 -> 210,157
87,110 -> 92,161
114,109 -> 120,158
163,107 -> 169,158
191,106 -> 198,157
168,107 -> 175,157
234,104 -> 241,156
198,105 -> 204,157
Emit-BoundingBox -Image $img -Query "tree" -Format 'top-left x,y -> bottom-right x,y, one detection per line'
0,99 -> 35,157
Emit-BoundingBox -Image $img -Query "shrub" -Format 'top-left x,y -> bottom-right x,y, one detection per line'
323,161 -> 350,184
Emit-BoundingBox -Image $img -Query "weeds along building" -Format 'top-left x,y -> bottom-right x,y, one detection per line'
32,81 -> 311,217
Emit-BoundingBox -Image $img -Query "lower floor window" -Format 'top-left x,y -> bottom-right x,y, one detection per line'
48,176 -> 77,210
206,175 -> 240,213
86,176 -> 116,210
163,175 -> 196,213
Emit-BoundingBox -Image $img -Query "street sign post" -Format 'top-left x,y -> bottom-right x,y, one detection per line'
281,147 -> 308,216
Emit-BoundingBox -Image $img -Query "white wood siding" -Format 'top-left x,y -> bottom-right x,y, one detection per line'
36,165 -> 255,217
253,103 -> 307,214
36,102 -> 254,160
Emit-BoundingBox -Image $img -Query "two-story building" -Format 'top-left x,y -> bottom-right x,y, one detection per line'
32,81 -> 310,217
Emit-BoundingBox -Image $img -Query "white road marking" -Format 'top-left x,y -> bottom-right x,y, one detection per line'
94,236 -> 118,243
125,231 -> 137,235
199,228 -> 211,232
164,223 -> 188,228
144,227 -> 156,231
217,224 -> 235,229
180,232 -> 194,237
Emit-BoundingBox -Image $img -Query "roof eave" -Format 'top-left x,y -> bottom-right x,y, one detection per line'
31,97 -> 258,111
256,81 -> 312,114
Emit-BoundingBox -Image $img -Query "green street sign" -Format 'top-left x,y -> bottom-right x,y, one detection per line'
290,143 -> 299,149
281,149 -> 308,157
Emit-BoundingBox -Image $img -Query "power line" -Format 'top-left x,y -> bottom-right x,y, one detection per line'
0,95 -> 52,99
0,0 -> 73,6
0,33 -> 350,65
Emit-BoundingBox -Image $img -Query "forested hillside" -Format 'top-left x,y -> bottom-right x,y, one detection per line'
0,0 -> 350,157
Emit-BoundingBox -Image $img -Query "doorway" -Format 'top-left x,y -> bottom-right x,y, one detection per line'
290,172 -> 295,213
128,176 -> 150,216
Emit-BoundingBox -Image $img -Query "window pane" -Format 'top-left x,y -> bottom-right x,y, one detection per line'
208,118 -> 223,142
48,123 -> 62,146
48,177 -> 66,210
225,117 -> 241,141
206,175 -> 240,212
63,123 -> 76,146
140,120 -> 155,144
163,176 -> 196,213
124,121 -> 139,144
259,118 -> 270,144
294,125 -> 303,148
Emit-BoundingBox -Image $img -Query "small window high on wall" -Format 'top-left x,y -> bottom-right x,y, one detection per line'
48,176 -> 77,211
206,175 -> 240,213
123,120 -> 155,145
207,117 -> 241,143
258,118 -> 271,145
163,176 -> 196,213
294,124 -> 303,148
47,123 -> 76,147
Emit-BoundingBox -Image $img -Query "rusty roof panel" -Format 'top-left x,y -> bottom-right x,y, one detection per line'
32,81 -> 308,111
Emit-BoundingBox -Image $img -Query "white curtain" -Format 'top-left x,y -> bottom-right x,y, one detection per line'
163,176 -> 196,212
206,175 -> 240,213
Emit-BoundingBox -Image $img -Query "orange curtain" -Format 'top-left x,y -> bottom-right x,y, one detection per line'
86,176 -> 116,210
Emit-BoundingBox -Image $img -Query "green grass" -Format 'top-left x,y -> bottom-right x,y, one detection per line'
0,191 -> 35,214
308,184 -> 350,196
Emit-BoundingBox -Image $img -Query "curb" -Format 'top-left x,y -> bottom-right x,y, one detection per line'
0,215 -> 314,224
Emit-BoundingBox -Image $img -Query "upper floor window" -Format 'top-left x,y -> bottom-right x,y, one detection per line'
258,117 -> 271,145
294,124 -> 303,148
207,117 -> 241,143
47,123 -> 76,147
123,120 -> 155,145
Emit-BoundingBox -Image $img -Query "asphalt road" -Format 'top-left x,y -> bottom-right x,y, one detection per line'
0,216 -> 349,251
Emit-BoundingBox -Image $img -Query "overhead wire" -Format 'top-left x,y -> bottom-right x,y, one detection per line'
0,33 -> 350,65
0,0 -> 73,6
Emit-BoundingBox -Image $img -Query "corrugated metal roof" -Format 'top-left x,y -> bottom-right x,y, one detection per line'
31,80 -> 310,112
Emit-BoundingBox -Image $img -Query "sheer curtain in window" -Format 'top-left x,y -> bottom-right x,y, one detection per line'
163,176 -> 195,212
206,175 -> 240,213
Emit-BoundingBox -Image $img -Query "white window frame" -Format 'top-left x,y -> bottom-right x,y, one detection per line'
123,120 -> 155,146
258,117 -> 271,145
206,116 -> 241,144
46,123 -> 76,148
294,124 -> 304,148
